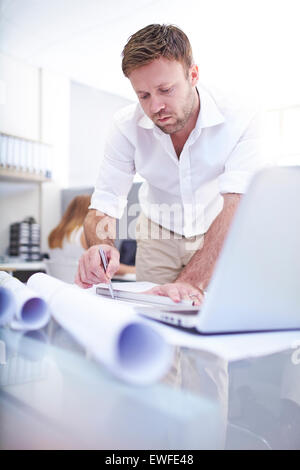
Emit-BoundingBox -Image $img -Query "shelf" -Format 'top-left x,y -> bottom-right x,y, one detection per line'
0,131 -> 52,147
0,167 -> 52,183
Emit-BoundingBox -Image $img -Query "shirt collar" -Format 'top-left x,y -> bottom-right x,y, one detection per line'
196,85 -> 225,129
137,83 -> 225,131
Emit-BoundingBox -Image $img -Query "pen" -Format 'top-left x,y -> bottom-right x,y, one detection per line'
99,247 -> 115,299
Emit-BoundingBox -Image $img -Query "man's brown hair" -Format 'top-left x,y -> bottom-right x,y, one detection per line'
121,24 -> 194,77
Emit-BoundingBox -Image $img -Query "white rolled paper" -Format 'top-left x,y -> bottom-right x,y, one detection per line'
0,286 -> 16,326
0,271 -> 50,330
27,273 -> 173,385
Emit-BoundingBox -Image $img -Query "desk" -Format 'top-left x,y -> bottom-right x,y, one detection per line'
0,261 -> 47,272
0,260 -> 47,283
1,322 -> 300,449
0,324 -> 224,450
0,261 -> 135,283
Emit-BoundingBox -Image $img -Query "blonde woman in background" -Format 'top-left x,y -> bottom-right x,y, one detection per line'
48,195 -> 90,259
48,195 -> 135,278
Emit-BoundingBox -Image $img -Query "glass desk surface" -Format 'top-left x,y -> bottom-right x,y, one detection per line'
1,318 -> 300,450
0,321 -> 224,450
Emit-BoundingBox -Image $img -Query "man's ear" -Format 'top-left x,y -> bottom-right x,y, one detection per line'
189,64 -> 199,86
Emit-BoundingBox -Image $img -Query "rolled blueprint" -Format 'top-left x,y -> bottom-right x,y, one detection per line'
0,286 -> 16,326
27,273 -> 173,385
0,271 -> 50,330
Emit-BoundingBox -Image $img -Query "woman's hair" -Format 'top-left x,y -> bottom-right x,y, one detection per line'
121,24 -> 194,78
48,194 -> 91,249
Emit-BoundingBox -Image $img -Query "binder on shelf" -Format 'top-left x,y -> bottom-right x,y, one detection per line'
41,144 -> 47,176
27,141 -> 34,174
14,138 -> 21,170
19,139 -> 27,172
0,134 -> 3,167
7,136 -> 15,168
33,142 -> 40,174
1,134 -> 8,167
0,133 -> 53,180
37,143 -> 42,174
25,140 -> 31,173
45,145 -> 52,179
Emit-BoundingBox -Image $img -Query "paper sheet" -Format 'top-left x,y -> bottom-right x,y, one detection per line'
27,273 -> 173,384
0,271 -> 50,330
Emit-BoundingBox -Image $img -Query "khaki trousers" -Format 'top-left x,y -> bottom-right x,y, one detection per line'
135,212 -> 205,284
135,212 -> 228,444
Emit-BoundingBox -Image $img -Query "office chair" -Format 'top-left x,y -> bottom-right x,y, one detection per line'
44,259 -> 78,284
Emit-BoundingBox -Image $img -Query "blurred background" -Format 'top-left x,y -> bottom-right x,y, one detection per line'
0,0 -> 300,260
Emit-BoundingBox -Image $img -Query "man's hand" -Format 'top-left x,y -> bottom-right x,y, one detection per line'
75,244 -> 120,289
144,281 -> 204,306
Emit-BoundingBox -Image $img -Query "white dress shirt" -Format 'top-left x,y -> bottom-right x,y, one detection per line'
90,84 -> 266,237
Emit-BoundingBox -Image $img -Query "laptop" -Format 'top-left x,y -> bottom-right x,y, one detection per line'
98,167 -> 300,334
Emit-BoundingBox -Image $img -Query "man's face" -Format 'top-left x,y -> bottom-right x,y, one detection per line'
129,57 -> 198,135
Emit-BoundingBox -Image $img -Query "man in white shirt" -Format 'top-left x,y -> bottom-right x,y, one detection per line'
75,24 -> 264,305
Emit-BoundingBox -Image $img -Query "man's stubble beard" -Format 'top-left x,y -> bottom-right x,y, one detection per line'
155,86 -> 196,135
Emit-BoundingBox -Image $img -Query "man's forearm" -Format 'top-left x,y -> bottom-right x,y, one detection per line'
84,209 -> 116,248
176,193 -> 242,289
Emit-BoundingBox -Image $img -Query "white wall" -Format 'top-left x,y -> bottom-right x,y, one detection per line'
69,81 -> 133,187
0,52 -> 39,140
0,54 -> 68,255
40,69 -> 70,187
40,181 -> 61,253
39,69 -> 70,251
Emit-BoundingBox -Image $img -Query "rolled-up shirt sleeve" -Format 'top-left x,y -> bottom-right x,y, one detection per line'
89,121 -> 136,219
218,112 -> 268,194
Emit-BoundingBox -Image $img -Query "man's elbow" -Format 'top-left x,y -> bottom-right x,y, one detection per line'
223,192 -> 242,207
